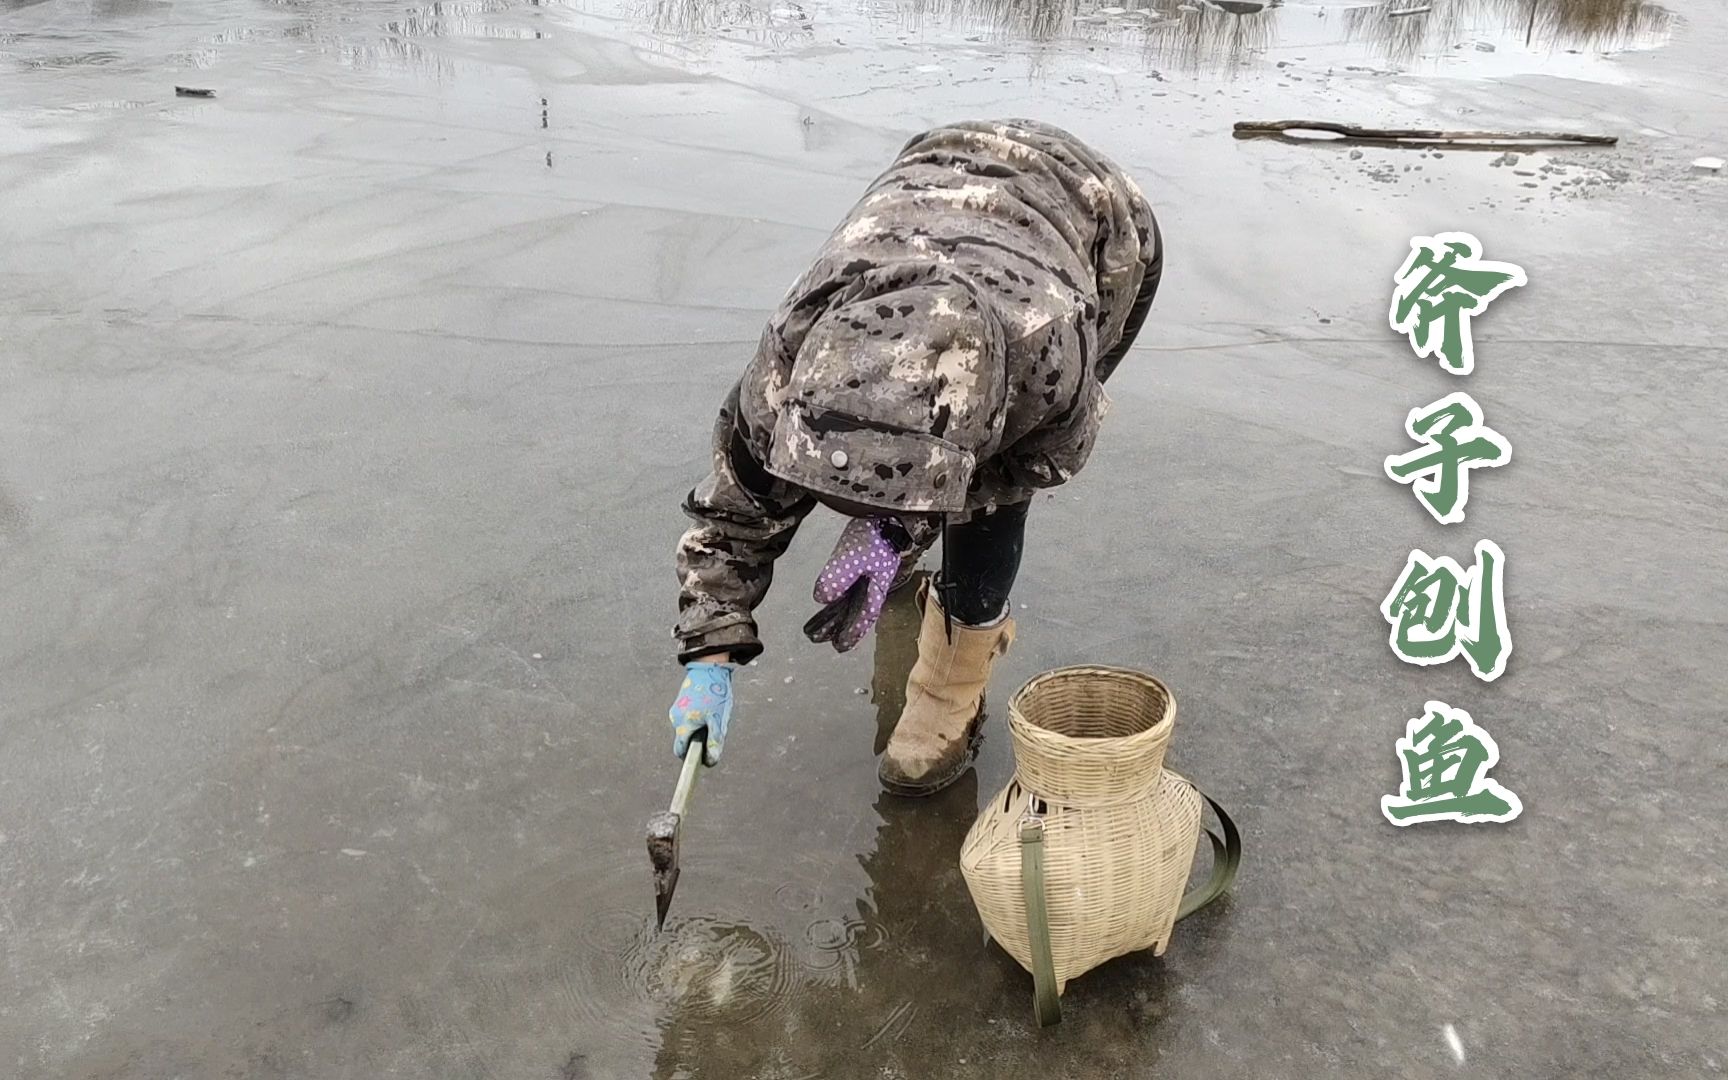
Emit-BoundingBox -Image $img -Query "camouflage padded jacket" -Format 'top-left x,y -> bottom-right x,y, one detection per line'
674,119 -> 1159,664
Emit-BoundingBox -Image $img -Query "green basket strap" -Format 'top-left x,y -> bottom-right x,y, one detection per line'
1177,791 -> 1242,922
1017,789 -> 1240,1027
1018,816 -> 1062,1027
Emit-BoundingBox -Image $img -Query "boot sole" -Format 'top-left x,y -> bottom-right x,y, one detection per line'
878,702 -> 987,798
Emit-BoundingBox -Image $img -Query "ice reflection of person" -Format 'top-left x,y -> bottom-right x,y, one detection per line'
650,583 -> 1011,1078
646,792 -> 1000,1078
666,120 -> 1163,799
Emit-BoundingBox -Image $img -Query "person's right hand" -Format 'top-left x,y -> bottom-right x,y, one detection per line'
805,517 -> 905,653
670,661 -> 734,766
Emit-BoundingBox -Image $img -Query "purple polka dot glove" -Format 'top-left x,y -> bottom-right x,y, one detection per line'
805,517 -> 905,653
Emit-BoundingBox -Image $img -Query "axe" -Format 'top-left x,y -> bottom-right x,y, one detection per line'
645,733 -> 706,931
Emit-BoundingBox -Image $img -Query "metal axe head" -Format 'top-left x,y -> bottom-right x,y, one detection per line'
646,809 -> 682,931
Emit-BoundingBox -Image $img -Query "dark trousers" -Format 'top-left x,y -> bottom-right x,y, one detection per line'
939,500 -> 1031,625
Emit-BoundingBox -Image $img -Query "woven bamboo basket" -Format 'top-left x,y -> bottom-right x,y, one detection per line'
960,666 -> 1203,1002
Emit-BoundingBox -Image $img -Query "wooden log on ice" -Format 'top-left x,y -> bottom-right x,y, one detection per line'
1233,120 -> 1618,146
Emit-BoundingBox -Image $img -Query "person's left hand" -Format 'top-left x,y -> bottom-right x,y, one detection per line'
805,517 -> 904,652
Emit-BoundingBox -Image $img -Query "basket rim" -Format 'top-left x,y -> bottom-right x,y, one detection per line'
1006,664 -> 1177,746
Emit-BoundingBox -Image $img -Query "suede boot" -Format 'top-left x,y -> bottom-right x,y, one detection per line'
879,580 -> 1015,796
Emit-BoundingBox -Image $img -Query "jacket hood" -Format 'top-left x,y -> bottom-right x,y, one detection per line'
763,278 -> 1006,514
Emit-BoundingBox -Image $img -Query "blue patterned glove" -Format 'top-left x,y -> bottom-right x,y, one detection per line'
671,661 -> 733,766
